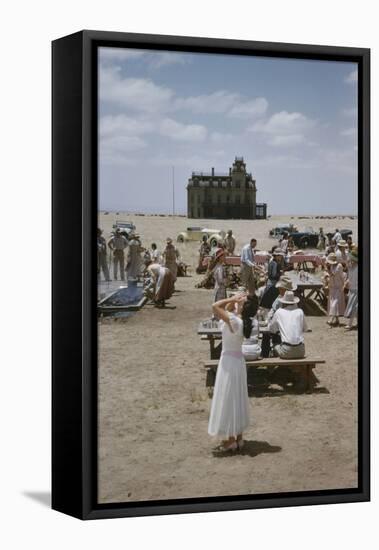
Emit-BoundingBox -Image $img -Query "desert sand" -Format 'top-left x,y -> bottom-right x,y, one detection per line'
98,213 -> 358,503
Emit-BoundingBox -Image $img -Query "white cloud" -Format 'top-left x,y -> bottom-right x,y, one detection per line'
229,97 -> 268,118
340,127 -> 357,137
268,134 -> 305,147
100,135 -> 147,165
210,131 -> 234,144
99,65 -> 174,113
159,118 -> 207,141
99,114 -> 154,138
174,90 -> 268,119
250,110 -> 315,147
345,69 -> 358,84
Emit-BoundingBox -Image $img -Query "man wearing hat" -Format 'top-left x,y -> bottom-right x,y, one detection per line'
240,238 -> 258,296
108,227 -> 128,281
268,290 -> 308,359
163,237 -> 180,281
223,229 -> 236,255
261,276 -> 297,357
212,249 -> 227,319
335,239 -> 349,266
332,228 -> 342,245
260,248 -> 285,309
317,227 -> 326,251
97,228 -> 111,281
344,247 -> 358,330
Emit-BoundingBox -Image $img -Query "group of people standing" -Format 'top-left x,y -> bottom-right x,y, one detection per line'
98,227 -> 183,308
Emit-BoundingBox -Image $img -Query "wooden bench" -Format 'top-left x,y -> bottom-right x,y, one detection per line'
204,357 -> 325,393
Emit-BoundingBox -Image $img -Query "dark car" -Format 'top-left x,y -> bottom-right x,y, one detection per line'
289,227 -> 319,249
289,227 -> 353,249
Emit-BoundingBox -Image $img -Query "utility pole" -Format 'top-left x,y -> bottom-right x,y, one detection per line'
172,165 -> 175,217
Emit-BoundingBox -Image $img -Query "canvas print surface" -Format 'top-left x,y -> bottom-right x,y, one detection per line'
97,46 -> 358,504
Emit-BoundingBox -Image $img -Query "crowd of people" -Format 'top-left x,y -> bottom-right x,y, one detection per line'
97,228 -> 184,307
203,229 -> 358,451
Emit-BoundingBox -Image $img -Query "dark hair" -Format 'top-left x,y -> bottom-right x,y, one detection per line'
151,243 -> 157,249
250,238 -> 257,244
241,295 -> 259,338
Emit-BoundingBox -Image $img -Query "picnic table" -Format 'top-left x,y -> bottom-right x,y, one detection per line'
197,320 -> 270,359
202,253 -> 270,269
285,272 -> 326,307
287,253 -> 324,272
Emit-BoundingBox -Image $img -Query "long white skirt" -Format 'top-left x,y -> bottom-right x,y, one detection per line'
208,351 -> 250,438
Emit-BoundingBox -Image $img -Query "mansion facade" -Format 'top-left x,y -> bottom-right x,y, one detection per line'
187,157 -> 267,219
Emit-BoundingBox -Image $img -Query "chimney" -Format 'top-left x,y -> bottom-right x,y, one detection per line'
211,167 -> 214,176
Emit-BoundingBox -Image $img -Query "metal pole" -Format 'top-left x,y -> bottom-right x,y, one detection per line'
172,165 -> 175,217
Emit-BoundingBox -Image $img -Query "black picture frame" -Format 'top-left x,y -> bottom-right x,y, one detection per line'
52,30 -> 370,520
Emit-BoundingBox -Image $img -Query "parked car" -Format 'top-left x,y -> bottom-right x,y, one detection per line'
289,227 -> 352,249
112,220 -> 136,238
177,227 -> 225,247
269,223 -> 297,238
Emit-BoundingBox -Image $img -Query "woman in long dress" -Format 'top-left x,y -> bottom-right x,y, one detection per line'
146,262 -> 175,307
324,252 -> 346,327
126,234 -> 143,281
213,248 -> 227,301
208,293 -> 250,451
344,247 -> 358,330
163,238 -> 180,281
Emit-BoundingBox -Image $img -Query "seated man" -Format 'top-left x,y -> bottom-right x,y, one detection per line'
261,275 -> 297,357
268,290 -> 307,359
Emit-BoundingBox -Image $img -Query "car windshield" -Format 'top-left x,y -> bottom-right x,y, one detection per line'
303,227 -> 315,233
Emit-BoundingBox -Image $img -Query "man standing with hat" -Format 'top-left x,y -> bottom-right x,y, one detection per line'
268,290 -> 307,359
97,228 -> 111,281
240,238 -> 258,296
335,239 -> 349,266
223,229 -> 236,255
108,227 -> 128,281
260,248 -> 285,309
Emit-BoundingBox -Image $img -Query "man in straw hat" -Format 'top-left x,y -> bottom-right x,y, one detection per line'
223,229 -> 236,255
268,290 -> 307,359
97,228 -> 111,281
344,246 -> 358,330
261,276 -> 297,358
323,252 -> 346,327
335,239 -> 349,266
108,227 -> 128,281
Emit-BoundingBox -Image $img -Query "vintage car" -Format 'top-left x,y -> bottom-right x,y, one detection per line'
177,227 -> 225,247
269,223 -> 297,238
112,220 -> 136,238
289,227 -> 352,249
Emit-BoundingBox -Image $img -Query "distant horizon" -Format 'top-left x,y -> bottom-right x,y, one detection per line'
99,209 -> 358,218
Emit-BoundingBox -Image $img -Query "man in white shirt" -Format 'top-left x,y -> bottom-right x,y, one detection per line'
240,238 -> 257,296
268,290 -> 307,359
332,228 -> 342,245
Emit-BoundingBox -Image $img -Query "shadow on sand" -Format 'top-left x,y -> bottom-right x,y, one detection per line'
212,440 -> 282,458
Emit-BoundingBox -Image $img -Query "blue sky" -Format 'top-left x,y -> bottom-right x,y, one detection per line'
98,47 -> 358,215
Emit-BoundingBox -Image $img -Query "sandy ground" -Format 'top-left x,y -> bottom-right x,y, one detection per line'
98,213 -> 358,503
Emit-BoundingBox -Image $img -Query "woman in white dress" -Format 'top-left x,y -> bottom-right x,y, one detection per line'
208,293 -> 250,451
344,247 -> 358,330
324,252 -> 346,327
